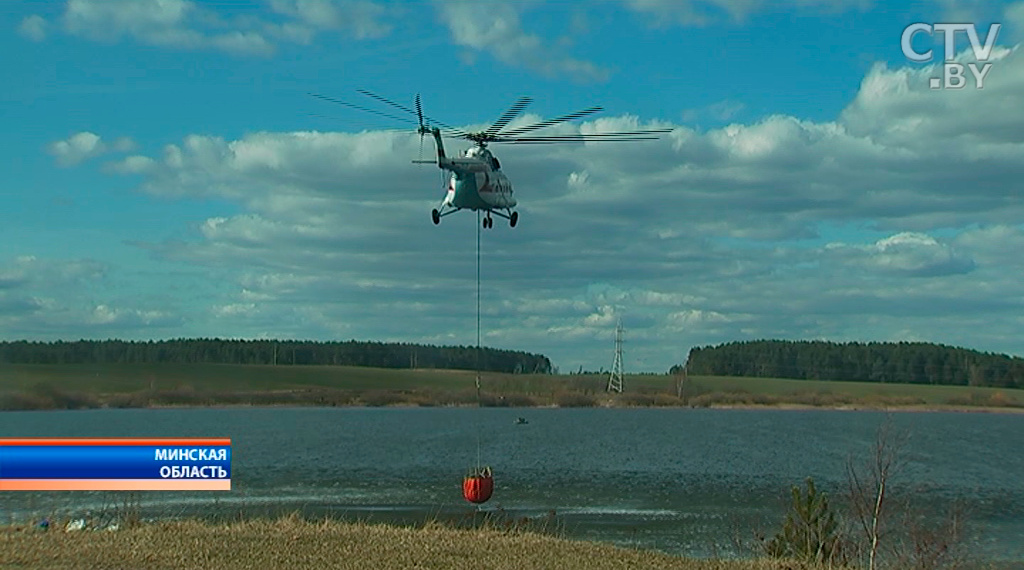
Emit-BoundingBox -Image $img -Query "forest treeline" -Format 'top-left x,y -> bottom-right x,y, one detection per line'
673,340 -> 1024,388
0,339 -> 552,374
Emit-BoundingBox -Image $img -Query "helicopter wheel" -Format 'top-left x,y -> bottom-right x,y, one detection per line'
510,212 -> 518,228
432,209 -> 441,225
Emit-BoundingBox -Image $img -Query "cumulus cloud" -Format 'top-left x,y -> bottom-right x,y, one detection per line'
49,0 -> 393,56
61,0 -> 275,55
0,256 -> 105,285
18,15 -> 48,41
48,132 -> 135,167
0,256 -> 184,337
108,155 -> 157,175
825,232 -> 976,277
437,1 -> 609,82
954,225 -> 1024,268
24,39 -> 1020,369
268,0 -> 392,40
87,305 -> 179,327
622,0 -> 869,27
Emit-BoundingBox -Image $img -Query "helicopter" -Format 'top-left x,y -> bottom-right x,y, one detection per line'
310,90 -> 673,229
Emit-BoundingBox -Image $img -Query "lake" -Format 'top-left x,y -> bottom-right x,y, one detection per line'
1,407 -> 1022,561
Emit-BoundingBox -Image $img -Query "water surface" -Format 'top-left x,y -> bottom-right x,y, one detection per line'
2,408 -> 1021,560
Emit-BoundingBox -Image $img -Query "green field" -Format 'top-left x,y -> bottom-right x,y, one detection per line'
1,363 -> 1022,410
0,362 -> 485,393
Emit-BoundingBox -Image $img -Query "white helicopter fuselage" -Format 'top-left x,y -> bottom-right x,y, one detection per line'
430,128 -> 516,211
441,157 -> 516,211
426,126 -> 519,228
436,149 -> 512,212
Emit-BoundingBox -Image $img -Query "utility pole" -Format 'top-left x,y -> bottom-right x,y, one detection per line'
606,319 -> 624,393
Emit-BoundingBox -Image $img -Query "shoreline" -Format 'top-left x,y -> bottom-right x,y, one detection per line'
699,402 -> 1024,414
7,399 -> 1022,414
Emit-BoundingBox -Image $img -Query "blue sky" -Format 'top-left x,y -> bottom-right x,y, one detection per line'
3,0 -> 1024,373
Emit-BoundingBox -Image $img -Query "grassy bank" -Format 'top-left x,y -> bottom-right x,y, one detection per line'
0,515 -> 836,570
1,363 -> 1022,411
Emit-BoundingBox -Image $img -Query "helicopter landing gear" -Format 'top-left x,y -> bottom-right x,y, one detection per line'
480,209 -> 516,229
432,205 -> 460,225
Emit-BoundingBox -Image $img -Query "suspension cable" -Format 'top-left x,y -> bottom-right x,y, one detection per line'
476,209 -> 482,471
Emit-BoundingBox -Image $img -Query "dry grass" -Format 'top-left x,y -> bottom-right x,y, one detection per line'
3,363 -> 1023,412
0,515 -> 846,570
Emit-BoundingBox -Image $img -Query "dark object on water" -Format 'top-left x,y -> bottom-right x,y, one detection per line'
514,417 -> 528,425
38,519 -> 49,531
463,466 -> 494,504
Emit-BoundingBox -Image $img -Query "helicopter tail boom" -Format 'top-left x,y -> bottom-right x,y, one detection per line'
427,128 -> 488,174
431,127 -> 446,161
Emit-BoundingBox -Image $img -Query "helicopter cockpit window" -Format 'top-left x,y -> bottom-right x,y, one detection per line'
492,157 -> 501,170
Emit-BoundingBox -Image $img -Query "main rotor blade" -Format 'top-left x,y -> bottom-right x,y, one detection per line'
309,93 -> 418,126
496,129 -> 673,141
415,93 -> 424,129
357,89 -> 466,134
485,96 -> 533,136
307,114 -> 414,132
309,93 -> 465,136
497,106 -> 604,137
503,137 -> 663,144
492,128 -> 673,143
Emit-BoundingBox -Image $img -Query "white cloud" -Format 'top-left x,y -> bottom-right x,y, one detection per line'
583,305 -> 618,327
268,0 -> 392,39
0,255 -> 185,336
18,15 -> 48,41
48,132 -> 103,166
17,42 -> 1021,369
622,0 -> 869,27
64,0 -> 192,41
954,225 -> 1024,268
825,232 -> 976,277
48,132 -> 135,167
61,0 -> 275,55
108,155 -> 157,175
88,305 -> 177,326
52,0 -> 393,56
437,1 -> 609,82
0,256 -> 104,289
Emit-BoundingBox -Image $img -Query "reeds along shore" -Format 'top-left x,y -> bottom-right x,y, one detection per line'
2,383 -> 1023,412
0,515 -> 847,570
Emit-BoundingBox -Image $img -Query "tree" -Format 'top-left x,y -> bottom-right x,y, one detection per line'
764,477 -> 845,565
846,416 -> 908,570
